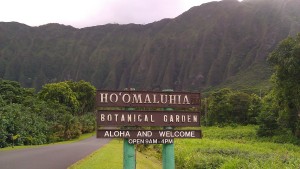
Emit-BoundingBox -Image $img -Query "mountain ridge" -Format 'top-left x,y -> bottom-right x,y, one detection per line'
0,0 -> 299,91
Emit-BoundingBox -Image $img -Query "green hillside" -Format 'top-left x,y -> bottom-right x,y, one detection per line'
0,0 -> 300,91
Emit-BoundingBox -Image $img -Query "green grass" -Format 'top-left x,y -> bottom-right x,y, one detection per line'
69,126 -> 300,169
69,139 -> 162,169
8,126 -> 299,169
175,126 -> 300,169
0,132 -> 95,151
55,132 -> 96,144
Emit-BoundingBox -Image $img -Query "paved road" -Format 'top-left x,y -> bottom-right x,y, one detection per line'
0,137 -> 111,169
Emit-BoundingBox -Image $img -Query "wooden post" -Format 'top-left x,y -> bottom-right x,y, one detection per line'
123,88 -> 136,169
123,137 -> 135,169
162,89 -> 175,169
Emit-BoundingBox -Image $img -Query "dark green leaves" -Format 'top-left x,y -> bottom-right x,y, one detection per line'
0,79 -> 96,148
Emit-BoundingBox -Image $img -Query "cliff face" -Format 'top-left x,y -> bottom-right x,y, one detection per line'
0,0 -> 299,91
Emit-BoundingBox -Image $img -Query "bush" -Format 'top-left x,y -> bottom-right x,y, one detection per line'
79,113 -> 95,134
0,79 -> 97,148
206,89 -> 261,125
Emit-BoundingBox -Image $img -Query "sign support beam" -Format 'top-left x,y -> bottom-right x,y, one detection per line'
162,89 -> 175,169
123,137 -> 135,169
123,89 -> 136,169
163,126 -> 175,169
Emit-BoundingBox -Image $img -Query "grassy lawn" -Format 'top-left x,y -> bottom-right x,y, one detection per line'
70,126 -> 300,169
5,126 -> 299,169
69,139 -> 162,169
176,126 -> 300,169
0,132 -> 95,151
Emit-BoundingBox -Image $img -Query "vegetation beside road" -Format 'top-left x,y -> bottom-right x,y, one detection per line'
69,126 -> 300,169
176,125 -> 300,169
0,132 -> 95,151
0,80 -> 96,148
69,139 -> 161,169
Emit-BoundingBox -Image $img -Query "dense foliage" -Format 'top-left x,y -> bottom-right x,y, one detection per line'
204,88 -> 261,126
0,79 -> 96,148
204,34 -> 300,142
257,34 -> 300,138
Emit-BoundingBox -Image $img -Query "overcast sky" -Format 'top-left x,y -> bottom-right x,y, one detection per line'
0,0 -> 242,28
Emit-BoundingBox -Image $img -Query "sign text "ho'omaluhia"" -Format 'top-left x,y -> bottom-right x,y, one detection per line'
96,90 -> 200,108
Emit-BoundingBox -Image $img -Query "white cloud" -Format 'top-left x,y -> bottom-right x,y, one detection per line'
0,0 -> 243,28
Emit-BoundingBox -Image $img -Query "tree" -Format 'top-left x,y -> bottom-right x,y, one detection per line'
228,92 -> 251,124
207,88 -> 232,125
268,34 -> 300,137
0,79 -> 27,104
79,113 -> 95,133
0,104 -> 48,147
248,94 -> 262,124
257,91 -> 279,136
38,82 -> 79,113
66,80 -> 96,115
207,88 -> 261,125
0,96 -> 5,107
0,79 -> 96,147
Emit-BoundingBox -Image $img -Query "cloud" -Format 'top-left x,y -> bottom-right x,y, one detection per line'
78,0 -> 217,27
0,0 -> 243,28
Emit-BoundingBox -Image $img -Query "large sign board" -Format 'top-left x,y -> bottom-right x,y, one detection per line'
96,90 -> 201,108
95,90 -> 202,145
97,110 -> 200,127
97,130 -> 202,139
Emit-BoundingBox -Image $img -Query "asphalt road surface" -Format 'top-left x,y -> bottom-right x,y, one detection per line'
0,137 -> 111,169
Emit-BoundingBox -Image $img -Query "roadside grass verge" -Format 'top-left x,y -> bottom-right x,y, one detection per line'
55,132 -> 96,144
176,125 -> 300,169
69,139 -> 162,169
0,132 -> 95,151
69,126 -> 300,169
